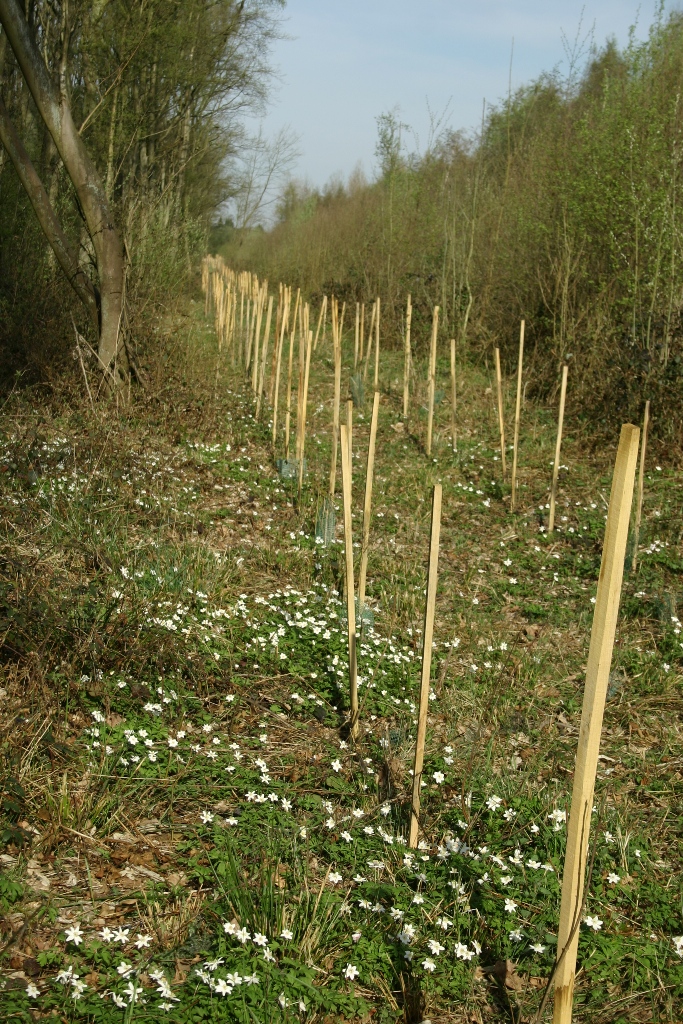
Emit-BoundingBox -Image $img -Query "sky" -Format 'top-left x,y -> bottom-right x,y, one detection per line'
246,0 -> 680,193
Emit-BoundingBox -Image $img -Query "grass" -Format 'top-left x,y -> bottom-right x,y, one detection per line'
0,284 -> 681,1023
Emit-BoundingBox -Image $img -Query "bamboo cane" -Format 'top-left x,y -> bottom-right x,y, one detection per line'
298,329 -> 313,499
548,364 -> 569,533
450,337 -> 457,452
329,300 -> 342,495
347,398 -> 353,465
552,424 -> 640,1024
354,303 -> 360,369
358,391 -> 380,616
426,306 -> 439,456
510,320 -> 525,510
340,423 -> 359,739
409,482 -> 442,847
403,294 -> 412,420
631,400 -> 650,572
255,295 -> 274,421
494,347 -> 507,478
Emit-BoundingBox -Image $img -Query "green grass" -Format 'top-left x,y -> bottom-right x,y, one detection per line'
0,291 -> 680,1023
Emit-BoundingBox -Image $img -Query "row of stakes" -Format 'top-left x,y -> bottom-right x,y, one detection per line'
202,257 -> 652,1024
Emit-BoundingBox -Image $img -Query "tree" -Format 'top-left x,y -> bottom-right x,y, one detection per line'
0,0 -> 128,385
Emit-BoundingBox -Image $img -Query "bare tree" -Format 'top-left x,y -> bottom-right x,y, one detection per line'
232,125 -> 300,230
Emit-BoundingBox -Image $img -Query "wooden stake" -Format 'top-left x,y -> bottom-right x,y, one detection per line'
510,320 -> 525,510
284,290 -> 300,460
631,400 -> 650,572
360,303 -> 365,363
374,296 -> 380,388
255,295 -> 274,420
295,303 -> 307,461
426,306 -> 439,456
409,482 -> 442,848
313,295 -> 327,351
358,391 -> 380,615
403,293 -> 412,420
450,337 -> 457,452
363,301 -> 376,381
339,301 -> 346,345
250,288 -> 265,389
552,423 -> 639,1024
347,398 -> 353,465
340,423 -> 359,739
272,289 -> 290,442
329,300 -> 342,495
298,329 -> 313,498
548,364 -> 569,533
494,347 -> 507,478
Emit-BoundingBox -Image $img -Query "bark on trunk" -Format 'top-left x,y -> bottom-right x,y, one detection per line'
0,0 -> 128,385
0,94 -> 99,326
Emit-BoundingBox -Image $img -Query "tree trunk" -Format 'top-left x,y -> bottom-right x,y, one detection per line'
0,0 -> 128,385
0,94 -> 99,327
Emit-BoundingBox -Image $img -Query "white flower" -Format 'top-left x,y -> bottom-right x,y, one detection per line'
329,871 -> 343,884
486,795 -> 502,811
99,927 -> 114,942
117,961 -> 133,977
530,942 -> 546,953
604,831 -> 615,844
509,929 -> 523,941
455,942 -> 474,960
672,936 -> 683,957
280,929 -> 293,940
432,771 -> 445,784
64,924 -> 84,946
200,810 -> 214,824
252,933 -> 268,947
331,759 -> 342,772
504,899 -> 517,914
583,915 -> 603,931
134,934 -> 152,949
422,957 -> 437,972
26,983 -> 40,998
607,872 -> 621,884
341,831 -> 353,843
344,964 -> 359,980
427,939 -> 445,955
435,916 -> 451,930
214,978 -> 232,996
548,809 -> 566,825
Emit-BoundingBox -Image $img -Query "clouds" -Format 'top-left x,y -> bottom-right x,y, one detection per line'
253,0 -> 665,188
